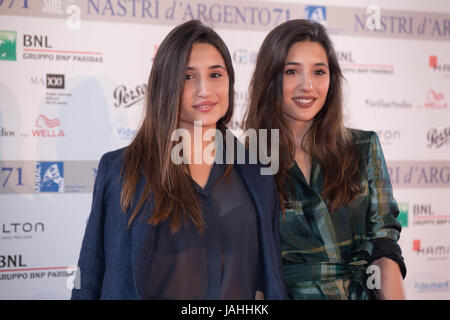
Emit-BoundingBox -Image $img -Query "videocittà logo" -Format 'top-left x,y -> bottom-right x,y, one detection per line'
0,30 -> 17,61
35,162 -> 64,192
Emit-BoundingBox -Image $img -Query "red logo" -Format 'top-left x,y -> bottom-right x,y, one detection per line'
35,115 -> 61,128
425,89 -> 448,109
32,115 -> 65,138
413,239 -> 421,252
429,55 -> 438,68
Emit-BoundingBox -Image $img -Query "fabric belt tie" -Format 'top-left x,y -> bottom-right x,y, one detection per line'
283,240 -> 377,299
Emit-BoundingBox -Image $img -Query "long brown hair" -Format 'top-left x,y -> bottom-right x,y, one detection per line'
120,20 -> 235,233
244,19 -> 361,213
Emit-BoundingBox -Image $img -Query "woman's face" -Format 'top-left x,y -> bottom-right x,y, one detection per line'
179,42 -> 229,130
281,41 -> 330,129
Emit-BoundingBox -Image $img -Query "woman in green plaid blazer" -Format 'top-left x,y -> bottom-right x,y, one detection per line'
244,19 -> 406,300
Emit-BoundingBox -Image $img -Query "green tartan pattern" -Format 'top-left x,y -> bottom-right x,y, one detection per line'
280,130 -> 402,300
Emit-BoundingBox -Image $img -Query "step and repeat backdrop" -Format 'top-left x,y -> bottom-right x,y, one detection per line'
0,0 -> 449,299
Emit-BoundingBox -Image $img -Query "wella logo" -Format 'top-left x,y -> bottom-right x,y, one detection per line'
32,115 -> 65,137
425,89 -> 448,109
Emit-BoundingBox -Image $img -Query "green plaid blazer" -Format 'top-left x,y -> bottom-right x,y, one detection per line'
280,129 -> 405,300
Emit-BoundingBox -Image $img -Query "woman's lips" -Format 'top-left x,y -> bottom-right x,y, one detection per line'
194,102 -> 216,112
292,97 -> 316,108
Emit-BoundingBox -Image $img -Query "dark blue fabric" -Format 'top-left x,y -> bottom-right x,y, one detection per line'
71,144 -> 286,300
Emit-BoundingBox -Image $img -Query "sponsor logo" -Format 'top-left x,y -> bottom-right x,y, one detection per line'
35,161 -> 64,193
365,99 -> 412,109
397,202 -> 408,227
337,50 -> 394,75
0,265 -> 77,283
116,127 -> 137,141
413,239 -> 450,260
46,74 -> 65,89
30,74 -> 72,105
1,222 -> 45,240
336,51 -> 355,63
375,129 -> 401,145
232,49 -> 257,65
0,30 -> 17,61
112,116 -> 138,142
1,127 -> 15,137
427,126 -> 450,148
32,115 -> 65,137
429,55 -> 450,77
116,125 -> 137,141
23,34 -> 52,48
113,84 -> 146,109
0,255 -> 27,269
22,34 -> 103,63
36,115 -> 60,128
305,5 -> 327,26
412,203 -> 450,226
425,89 -> 447,109
414,281 -> 450,293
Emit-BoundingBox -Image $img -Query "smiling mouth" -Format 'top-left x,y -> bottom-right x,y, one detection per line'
194,103 -> 216,112
292,97 -> 316,107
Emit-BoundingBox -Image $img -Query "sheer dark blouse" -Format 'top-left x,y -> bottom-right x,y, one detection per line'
144,162 -> 261,299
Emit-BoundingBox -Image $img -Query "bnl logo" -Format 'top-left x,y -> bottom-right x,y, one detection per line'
0,30 -> 17,61
35,161 -> 64,192
304,6 -> 327,27
398,202 -> 408,227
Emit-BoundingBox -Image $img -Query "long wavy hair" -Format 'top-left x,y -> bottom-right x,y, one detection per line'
244,19 -> 361,213
120,20 -> 235,233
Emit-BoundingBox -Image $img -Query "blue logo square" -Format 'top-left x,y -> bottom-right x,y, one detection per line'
305,5 -> 327,24
35,161 -> 64,192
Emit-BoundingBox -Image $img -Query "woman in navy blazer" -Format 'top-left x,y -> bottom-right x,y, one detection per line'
71,20 -> 286,300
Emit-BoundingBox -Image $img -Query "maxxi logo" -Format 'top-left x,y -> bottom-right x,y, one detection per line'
46,74 -> 64,89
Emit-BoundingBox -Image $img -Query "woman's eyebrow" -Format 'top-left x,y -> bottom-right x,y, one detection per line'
284,62 -> 329,67
186,64 -> 226,70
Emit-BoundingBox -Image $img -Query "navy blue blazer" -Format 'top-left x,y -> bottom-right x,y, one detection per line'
71,146 -> 287,299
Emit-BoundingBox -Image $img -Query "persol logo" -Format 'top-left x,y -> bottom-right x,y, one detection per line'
427,127 -> 450,148
113,84 -> 147,108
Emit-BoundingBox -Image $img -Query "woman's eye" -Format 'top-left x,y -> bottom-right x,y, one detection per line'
211,72 -> 222,79
185,74 -> 194,80
284,69 -> 297,75
315,69 -> 326,76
